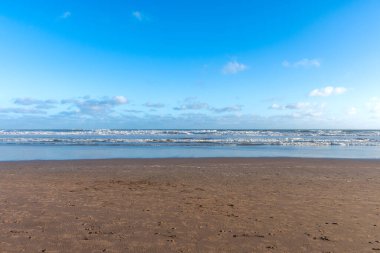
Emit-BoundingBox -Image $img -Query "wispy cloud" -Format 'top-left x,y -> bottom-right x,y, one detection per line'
124,109 -> 144,114
132,11 -> 144,21
174,101 -> 209,111
222,60 -> 248,75
173,97 -> 208,111
14,98 -> 57,109
60,11 -> 71,19
290,111 -> 324,118
269,102 -> 313,110
284,102 -> 312,110
269,102 -> 326,119
11,96 -> 129,116
0,107 -> 46,114
282,58 -> 320,68
309,86 -> 347,97
143,102 -> 165,108
0,96 -> 245,128
174,98 -> 242,113
210,105 -> 242,113
269,103 -> 284,110
62,96 -> 128,116
0,98 -> 365,129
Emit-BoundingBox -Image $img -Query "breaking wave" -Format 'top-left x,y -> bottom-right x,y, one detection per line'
0,129 -> 379,146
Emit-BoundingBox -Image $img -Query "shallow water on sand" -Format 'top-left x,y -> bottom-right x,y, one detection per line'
0,144 -> 380,161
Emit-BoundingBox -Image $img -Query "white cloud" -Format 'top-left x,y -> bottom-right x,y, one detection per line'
113,96 -> 128,104
282,58 -> 320,68
132,11 -> 143,21
60,11 -> 71,19
222,60 -> 248,75
309,86 -> 347,97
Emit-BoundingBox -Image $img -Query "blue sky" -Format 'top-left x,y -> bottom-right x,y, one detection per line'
1,0 -> 380,129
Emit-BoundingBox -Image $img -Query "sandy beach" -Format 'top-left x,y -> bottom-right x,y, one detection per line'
0,158 -> 379,252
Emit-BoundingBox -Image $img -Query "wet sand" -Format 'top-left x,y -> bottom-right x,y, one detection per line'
0,158 -> 380,252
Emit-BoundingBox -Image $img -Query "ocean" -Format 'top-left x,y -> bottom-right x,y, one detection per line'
0,129 -> 380,161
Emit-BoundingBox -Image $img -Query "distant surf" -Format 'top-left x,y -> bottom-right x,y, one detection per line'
1,129 -> 380,161
1,129 -> 380,146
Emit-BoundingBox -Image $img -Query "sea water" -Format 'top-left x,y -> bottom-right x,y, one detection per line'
0,129 -> 379,161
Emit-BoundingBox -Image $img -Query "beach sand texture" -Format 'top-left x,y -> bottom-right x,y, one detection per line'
0,158 -> 380,252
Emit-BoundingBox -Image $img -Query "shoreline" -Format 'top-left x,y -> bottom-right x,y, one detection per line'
1,156 -> 380,164
1,157 -> 380,252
